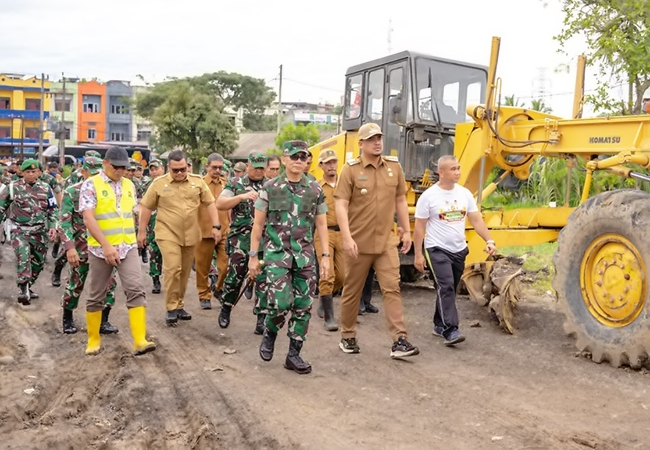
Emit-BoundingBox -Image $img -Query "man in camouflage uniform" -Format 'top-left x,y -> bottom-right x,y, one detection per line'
140,158 -> 165,293
59,157 -> 118,334
215,152 -> 269,333
0,159 -> 58,304
249,143 -> 330,375
64,150 -> 102,189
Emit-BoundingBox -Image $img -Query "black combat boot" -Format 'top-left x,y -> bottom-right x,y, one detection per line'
218,304 -> 232,328
51,263 -> 64,287
244,283 -> 254,300
152,276 -> 161,294
259,328 -> 277,361
62,309 -> 77,334
284,339 -> 312,374
51,242 -> 60,259
254,313 -> 266,335
17,284 -> 30,305
321,295 -> 338,332
99,306 -> 119,334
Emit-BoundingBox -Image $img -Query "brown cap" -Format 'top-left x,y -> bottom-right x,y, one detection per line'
358,123 -> 383,140
318,149 -> 338,163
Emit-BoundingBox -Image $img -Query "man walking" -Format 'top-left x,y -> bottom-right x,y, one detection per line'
334,123 -> 419,359
80,146 -> 156,356
138,150 -> 221,325
249,143 -> 330,374
141,158 -> 165,293
414,155 -> 497,345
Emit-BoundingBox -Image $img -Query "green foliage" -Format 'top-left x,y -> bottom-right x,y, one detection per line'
191,71 -> 275,115
503,94 -> 525,107
244,112 -> 277,131
529,99 -> 553,113
274,123 -> 321,149
501,243 -> 557,292
554,0 -> 650,115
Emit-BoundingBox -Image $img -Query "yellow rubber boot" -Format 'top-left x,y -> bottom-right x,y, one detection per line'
129,306 -> 156,356
85,310 -> 103,355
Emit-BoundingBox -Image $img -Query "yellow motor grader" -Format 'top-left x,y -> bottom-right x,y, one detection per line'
309,37 -> 650,369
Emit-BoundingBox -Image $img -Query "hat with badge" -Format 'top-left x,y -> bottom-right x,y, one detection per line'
248,151 -> 267,169
148,158 -> 163,168
234,161 -> 247,171
128,158 -> 138,170
358,123 -> 383,140
85,150 -> 102,158
282,140 -> 309,156
82,156 -> 102,175
21,158 -> 39,171
318,149 -> 338,163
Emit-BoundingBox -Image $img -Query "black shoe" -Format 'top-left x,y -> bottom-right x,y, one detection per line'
321,295 -> 338,332
200,300 -> 212,310
284,339 -> 312,374
166,310 -> 178,325
52,242 -> 60,259
99,306 -> 119,334
218,305 -> 231,328
259,328 -> 277,361
364,303 -> 379,314
339,337 -> 360,354
254,313 -> 265,335
177,308 -> 192,320
17,284 -> 30,305
444,329 -> 466,346
62,309 -> 77,334
358,302 -> 366,315
51,263 -> 64,287
390,335 -> 420,359
244,283 -> 254,300
29,289 -> 39,300
152,276 -> 161,294
141,249 -> 148,263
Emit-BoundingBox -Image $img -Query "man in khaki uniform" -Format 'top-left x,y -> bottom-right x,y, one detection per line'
138,150 -> 222,325
195,153 -> 230,310
334,123 -> 419,359
314,149 -> 345,332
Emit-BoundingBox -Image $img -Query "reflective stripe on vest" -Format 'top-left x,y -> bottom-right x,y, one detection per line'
87,175 -> 137,247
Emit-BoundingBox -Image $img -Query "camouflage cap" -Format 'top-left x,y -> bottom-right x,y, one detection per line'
358,123 -> 383,140
248,151 -> 267,169
282,140 -> 309,156
85,150 -> 102,158
234,161 -> 247,171
128,158 -> 138,170
318,149 -> 338,163
82,156 -> 102,175
21,158 -> 39,171
148,158 -> 163,168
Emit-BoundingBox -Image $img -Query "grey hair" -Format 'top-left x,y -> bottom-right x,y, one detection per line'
207,153 -> 224,164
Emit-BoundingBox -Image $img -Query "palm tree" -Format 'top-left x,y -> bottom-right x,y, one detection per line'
530,98 -> 553,113
503,94 -> 525,107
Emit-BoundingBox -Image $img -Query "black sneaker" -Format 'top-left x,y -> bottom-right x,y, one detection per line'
444,330 -> 466,346
432,325 -> 444,338
390,336 -> 419,359
339,338 -> 360,354
166,310 -> 178,325
200,300 -> 212,310
177,309 -> 192,320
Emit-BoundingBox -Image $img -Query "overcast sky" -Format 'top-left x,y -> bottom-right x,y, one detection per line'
0,0 -> 603,117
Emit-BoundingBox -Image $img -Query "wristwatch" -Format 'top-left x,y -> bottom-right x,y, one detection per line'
321,253 -> 331,257
213,224 -> 222,230
249,250 -> 258,257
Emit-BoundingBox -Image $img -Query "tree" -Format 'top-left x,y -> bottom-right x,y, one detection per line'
503,95 -> 525,107
554,0 -> 650,115
136,79 -> 238,169
530,99 -> 553,113
274,123 -> 321,149
244,112 -> 277,131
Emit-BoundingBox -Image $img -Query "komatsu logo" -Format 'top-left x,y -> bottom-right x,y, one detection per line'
589,136 -> 621,144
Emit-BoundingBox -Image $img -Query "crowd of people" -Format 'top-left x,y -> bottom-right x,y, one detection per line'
0,123 -> 498,374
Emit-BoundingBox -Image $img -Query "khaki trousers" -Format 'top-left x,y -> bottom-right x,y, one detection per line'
339,245 -> 407,341
157,239 -> 195,311
86,248 -> 146,312
315,230 -> 345,296
195,236 -> 228,301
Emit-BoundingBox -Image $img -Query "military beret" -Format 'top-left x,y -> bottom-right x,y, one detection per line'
21,159 -> 39,171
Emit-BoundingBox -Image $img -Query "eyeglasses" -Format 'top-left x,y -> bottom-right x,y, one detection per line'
289,153 -> 309,162
171,167 -> 188,173
209,165 -> 224,170
111,164 -> 128,170
267,167 -> 280,171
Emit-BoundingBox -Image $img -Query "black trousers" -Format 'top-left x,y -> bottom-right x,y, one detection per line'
425,246 -> 469,335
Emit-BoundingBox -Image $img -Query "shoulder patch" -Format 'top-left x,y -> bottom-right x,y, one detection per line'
347,158 -> 360,166
382,155 -> 399,162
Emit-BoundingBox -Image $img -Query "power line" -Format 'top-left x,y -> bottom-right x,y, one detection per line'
282,78 -> 343,93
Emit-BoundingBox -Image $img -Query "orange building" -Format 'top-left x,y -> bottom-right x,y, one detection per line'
77,80 -> 107,143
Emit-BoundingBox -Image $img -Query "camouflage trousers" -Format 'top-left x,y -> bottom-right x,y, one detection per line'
147,219 -> 162,277
62,256 -> 117,310
12,228 -> 47,286
222,234 -> 268,314
265,260 -> 317,341
54,240 -> 68,267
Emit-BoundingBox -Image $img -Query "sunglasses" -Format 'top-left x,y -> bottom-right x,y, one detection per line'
289,153 -> 309,162
209,165 -> 224,170
111,164 -> 128,170
171,167 -> 188,173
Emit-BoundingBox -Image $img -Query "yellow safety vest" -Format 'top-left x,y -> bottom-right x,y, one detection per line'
87,175 -> 137,247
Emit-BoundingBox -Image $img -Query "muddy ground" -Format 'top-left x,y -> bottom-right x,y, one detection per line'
0,244 -> 649,450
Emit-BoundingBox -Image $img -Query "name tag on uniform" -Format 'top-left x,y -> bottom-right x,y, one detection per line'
357,175 -> 368,181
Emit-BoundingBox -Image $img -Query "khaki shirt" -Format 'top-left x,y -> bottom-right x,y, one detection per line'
141,172 -> 215,246
199,174 -> 230,238
334,154 -> 406,254
318,178 -> 338,227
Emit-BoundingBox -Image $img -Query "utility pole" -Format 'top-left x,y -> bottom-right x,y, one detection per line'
59,73 -> 66,168
38,73 -> 45,161
276,64 -> 283,134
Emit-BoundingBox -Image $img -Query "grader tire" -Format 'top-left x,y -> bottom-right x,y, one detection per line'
553,190 -> 650,369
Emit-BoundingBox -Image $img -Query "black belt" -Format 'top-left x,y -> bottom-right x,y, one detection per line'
328,225 -> 340,231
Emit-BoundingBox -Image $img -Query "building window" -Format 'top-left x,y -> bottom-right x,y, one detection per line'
137,130 -> 151,141
0,97 -> 9,109
25,99 -> 41,111
25,128 -> 39,139
54,99 -> 71,112
111,104 -> 128,114
111,132 -> 126,141
83,103 -> 100,113
87,129 -> 97,140
0,127 -> 10,138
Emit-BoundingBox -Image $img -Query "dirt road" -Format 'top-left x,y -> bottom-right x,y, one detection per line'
1,245 -> 649,449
